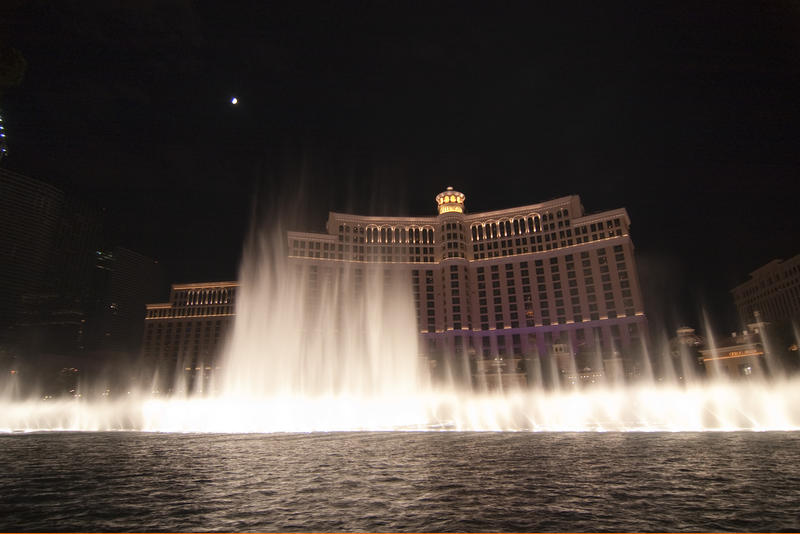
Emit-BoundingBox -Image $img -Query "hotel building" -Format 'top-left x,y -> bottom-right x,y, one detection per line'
731,255 -> 800,326
143,282 -> 237,391
144,188 -> 647,389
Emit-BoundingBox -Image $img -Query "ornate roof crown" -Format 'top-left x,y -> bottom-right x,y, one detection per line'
435,186 -> 466,215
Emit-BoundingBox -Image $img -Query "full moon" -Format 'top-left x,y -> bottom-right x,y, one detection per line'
231,97 -> 238,105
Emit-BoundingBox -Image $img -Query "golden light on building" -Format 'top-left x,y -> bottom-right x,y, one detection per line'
435,186 -> 466,214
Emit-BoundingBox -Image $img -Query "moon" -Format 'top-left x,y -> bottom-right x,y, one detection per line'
231,97 -> 238,105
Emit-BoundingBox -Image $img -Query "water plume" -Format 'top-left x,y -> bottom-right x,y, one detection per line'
1,227 -> 799,433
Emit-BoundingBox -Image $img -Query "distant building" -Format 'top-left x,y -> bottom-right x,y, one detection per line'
0,168 -> 64,341
732,256 -> 800,326
666,326 -> 706,381
1,168 -> 166,396
144,188 -> 649,390
700,315 -> 768,379
142,282 -> 237,392
0,168 -> 103,356
84,247 -> 165,356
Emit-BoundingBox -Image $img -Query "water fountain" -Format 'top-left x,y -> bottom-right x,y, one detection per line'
2,221 -> 799,434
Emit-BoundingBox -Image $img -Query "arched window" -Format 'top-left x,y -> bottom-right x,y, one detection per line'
505,220 -> 512,236
513,219 -> 520,235
394,228 -> 400,243
380,228 -> 386,243
491,222 -> 498,238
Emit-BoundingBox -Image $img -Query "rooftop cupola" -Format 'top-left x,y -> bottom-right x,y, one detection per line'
435,186 -> 466,215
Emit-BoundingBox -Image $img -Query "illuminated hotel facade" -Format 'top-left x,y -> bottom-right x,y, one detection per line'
143,282 -> 237,390
144,188 -> 647,389
731,255 -> 800,326
287,188 -> 647,387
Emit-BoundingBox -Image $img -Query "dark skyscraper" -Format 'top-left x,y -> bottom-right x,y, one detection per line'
85,246 -> 165,356
0,167 -> 102,390
0,168 -> 65,343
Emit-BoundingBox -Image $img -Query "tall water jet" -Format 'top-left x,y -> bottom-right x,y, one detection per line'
221,226 -> 422,399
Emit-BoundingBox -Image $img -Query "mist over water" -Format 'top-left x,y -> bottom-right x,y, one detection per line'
1,227 -> 800,433
220,229 -> 422,400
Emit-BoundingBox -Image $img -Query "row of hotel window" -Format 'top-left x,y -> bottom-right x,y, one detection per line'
170,289 -> 235,306
146,305 -> 235,318
335,208 -> 572,242
291,228 -> 625,262
741,287 -> 800,324
472,227 -> 624,259
411,246 -> 634,331
331,212 -> 616,247
291,241 -> 438,262
419,323 -> 641,358
736,265 -> 800,298
143,319 -> 226,356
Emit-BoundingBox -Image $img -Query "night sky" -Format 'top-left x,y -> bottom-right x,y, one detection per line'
2,1 -> 799,334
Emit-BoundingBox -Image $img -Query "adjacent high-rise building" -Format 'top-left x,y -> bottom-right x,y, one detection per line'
0,168 -> 104,354
731,256 -> 800,326
84,247 -> 165,355
0,168 -> 65,341
1,168 -> 164,393
144,188 -> 648,389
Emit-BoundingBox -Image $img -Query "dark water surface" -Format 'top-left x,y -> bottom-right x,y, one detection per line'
1,432 -> 799,532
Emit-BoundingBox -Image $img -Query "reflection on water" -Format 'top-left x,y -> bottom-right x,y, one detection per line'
1,432 -> 799,532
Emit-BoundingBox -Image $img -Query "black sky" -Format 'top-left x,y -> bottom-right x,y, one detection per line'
2,1 -> 799,334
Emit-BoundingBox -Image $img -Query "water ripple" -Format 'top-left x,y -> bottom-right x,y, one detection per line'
1,432 -> 799,531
